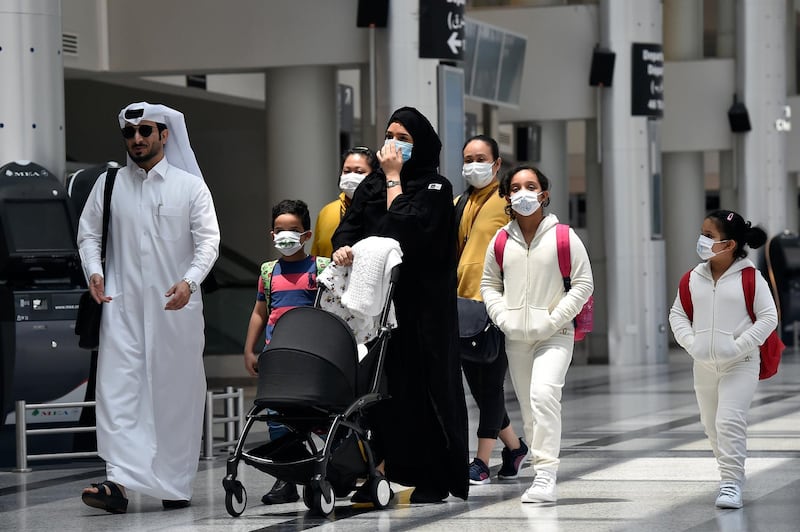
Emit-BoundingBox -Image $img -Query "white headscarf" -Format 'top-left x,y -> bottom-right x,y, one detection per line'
118,102 -> 203,179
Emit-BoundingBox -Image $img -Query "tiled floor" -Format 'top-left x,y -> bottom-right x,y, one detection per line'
2,348 -> 799,531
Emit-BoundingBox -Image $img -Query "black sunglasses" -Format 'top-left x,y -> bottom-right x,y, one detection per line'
121,124 -> 160,139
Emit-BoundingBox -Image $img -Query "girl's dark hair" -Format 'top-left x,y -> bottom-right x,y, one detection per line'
341,146 -> 378,172
498,165 -> 551,218
706,209 -> 767,259
462,134 -> 499,160
271,199 -> 311,231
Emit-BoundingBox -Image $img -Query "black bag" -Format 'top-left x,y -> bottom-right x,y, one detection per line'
457,297 -> 503,364
74,167 -> 117,350
75,291 -> 102,349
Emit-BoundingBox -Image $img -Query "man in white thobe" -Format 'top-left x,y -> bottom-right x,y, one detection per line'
78,102 -> 220,513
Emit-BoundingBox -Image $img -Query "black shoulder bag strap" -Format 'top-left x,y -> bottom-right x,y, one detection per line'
454,186 -> 474,231
100,167 -> 118,272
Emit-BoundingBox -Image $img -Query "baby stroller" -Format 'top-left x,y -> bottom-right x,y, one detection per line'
222,265 -> 400,517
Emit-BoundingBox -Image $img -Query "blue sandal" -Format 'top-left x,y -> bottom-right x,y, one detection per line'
82,480 -> 128,514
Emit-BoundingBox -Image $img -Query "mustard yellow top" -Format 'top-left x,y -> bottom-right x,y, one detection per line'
455,182 -> 509,300
311,192 -> 350,258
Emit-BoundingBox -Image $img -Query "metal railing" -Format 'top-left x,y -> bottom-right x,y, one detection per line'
13,400 -> 98,472
201,386 -> 245,460
14,385 -> 245,471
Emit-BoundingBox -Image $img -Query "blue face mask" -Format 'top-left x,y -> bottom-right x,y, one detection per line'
386,139 -> 413,163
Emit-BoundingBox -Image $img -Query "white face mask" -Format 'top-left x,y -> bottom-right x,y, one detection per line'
273,230 -> 306,256
696,235 -> 728,261
339,172 -> 366,199
510,190 -> 542,217
462,161 -> 495,189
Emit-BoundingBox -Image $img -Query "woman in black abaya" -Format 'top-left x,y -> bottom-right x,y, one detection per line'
332,107 -> 469,503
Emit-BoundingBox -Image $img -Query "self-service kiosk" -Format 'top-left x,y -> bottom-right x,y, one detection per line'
764,230 -> 800,346
0,160 -> 90,465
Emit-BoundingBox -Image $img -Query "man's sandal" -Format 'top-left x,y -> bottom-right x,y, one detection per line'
81,480 -> 129,514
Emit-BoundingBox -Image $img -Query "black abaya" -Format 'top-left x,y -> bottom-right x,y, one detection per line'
332,107 -> 469,499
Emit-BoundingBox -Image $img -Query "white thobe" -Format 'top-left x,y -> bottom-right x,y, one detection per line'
77,157 -> 220,500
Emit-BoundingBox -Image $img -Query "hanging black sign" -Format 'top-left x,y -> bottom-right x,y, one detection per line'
419,0 -> 465,60
631,43 -> 664,117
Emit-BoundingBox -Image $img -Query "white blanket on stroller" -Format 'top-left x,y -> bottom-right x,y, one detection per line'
318,237 -> 402,360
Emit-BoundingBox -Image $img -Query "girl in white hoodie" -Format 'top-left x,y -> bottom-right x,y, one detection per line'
669,210 -> 777,510
480,165 -> 593,503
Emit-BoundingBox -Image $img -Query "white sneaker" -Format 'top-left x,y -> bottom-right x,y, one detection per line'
520,470 -> 557,503
715,482 -> 743,509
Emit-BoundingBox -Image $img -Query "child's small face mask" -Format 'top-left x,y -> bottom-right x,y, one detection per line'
273,230 -> 308,256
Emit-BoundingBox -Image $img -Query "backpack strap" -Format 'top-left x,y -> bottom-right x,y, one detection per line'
556,224 -> 572,291
741,266 -> 757,323
678,270 -> 694,322
315,255 -> 331,276
494,228 -> 509,273
259,260 -> 278,311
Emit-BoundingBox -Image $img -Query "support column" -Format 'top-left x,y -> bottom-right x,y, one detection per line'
0,1 -> 65,179
359,63 -> 378,150
737,0 -> 788,235
599,0 -> 667,365
663,0 -> 705,306
264,66 -> 339,247
717,0 -> 737,212
536,121 -> 568,222
375,1 -> 440,131
481,104 -> 499,139
585,118 -> 608,363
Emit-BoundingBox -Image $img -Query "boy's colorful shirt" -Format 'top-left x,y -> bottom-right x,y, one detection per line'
256,255 -> 319,342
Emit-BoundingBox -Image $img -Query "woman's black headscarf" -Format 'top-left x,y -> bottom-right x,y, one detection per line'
386,106 -> 441,179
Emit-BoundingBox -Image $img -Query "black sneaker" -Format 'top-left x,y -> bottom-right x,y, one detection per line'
261,479 -> 300,505
468,458 -> 491,485
498,438 -> 528,479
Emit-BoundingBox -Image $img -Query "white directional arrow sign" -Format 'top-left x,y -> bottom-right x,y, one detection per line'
447,31 -> 463,55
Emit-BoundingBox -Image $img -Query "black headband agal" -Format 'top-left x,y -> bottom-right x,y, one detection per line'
124,108 -> 144,119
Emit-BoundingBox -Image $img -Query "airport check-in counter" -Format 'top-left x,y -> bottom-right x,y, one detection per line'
0,161 -> 91,465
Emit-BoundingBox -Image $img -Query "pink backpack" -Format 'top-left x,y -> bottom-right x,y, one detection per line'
494,224 -> 594,341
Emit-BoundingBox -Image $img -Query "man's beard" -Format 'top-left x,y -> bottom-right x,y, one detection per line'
127,144 -> 159,164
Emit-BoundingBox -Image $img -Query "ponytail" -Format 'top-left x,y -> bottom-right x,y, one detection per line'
706,209 -> 766,259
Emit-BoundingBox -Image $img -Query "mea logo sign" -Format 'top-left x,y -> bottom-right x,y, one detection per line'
31,408 -> 71,417
4,167 -> 48,177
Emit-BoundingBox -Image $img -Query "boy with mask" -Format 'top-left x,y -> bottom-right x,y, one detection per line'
243,199 -> 330,505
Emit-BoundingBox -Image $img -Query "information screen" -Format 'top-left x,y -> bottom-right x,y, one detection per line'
4,200 -> 75,254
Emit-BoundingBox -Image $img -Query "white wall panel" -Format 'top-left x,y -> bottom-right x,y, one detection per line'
103,0 -> 368,73
661,59 -> 735,153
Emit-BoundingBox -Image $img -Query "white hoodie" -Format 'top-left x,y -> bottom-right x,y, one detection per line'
480,213 -> 594,342
669,258 -> 778,363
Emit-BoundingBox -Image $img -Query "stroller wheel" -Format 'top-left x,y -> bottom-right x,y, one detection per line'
224,480 -> 247,517
310,482 -> 335,516
302,486 -> 313,510
370,475 -> 392,508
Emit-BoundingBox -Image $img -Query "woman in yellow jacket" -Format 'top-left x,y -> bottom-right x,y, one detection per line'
457,135 -> 527,486
310,147 -> 377,257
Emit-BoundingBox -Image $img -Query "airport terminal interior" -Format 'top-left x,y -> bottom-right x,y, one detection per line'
2,1 -> 800,530
1,348 -> 798,531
